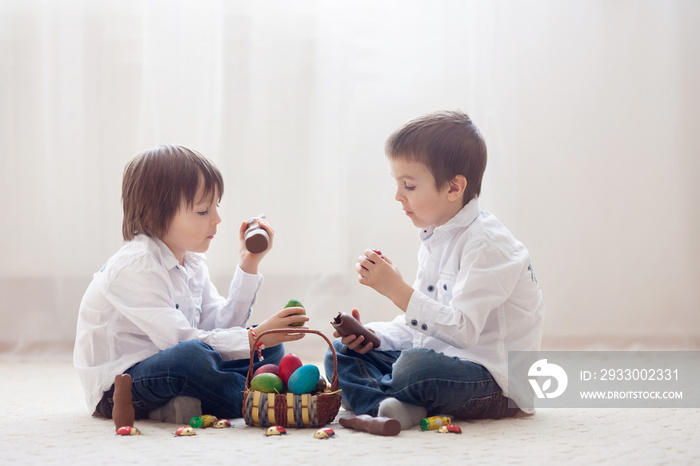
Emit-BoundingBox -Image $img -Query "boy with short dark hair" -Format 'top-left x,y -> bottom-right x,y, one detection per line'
326,111 -> 544,429
74,145 -> 308,424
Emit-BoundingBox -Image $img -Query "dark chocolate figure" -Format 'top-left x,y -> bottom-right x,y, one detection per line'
339,415 -> 401,436
244,215 -> 269,254
331,312 -> 381,348
112,374 -> 135,431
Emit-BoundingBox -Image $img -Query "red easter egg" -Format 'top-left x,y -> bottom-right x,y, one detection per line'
278,353 -> 303,385
253,363 -> 280,378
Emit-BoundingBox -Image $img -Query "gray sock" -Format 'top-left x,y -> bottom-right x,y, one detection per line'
377,397 -> 427,430
148,396 -> 202,424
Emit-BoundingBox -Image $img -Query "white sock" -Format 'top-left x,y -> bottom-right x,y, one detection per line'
378,397 -> 427,430
148,396 -> 202,424
340,397 -> 353,412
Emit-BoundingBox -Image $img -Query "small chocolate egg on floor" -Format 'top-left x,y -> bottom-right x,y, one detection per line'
313,427 -> 336,439
116,426 -> 141,436
190,414 -> 218,428
174,426 -> 196,436
265,425 -> 287,436
437,424 -> 462,434
213,419 -> 232,428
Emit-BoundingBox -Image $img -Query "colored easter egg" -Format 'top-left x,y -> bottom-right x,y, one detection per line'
285,299 -> 306,327
278,353 -> 303,385
250,373 -> 284,393
253,363 -> 280,378
287,364 -> 320,395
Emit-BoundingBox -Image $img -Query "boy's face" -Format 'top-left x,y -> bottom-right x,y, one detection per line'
390,158 -> 459,229
161,181 -> 221,264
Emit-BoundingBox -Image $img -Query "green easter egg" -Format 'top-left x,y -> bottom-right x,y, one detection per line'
285,299 -> 306,327
250,373 -> 284,394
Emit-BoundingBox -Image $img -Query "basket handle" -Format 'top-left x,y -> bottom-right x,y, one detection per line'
245,328 -> 339,392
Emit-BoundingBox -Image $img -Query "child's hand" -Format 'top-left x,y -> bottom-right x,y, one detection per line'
251,307 -> 309,348
356,250 -> 414,312
238,218 -> 274,274
331,308 -> 375,354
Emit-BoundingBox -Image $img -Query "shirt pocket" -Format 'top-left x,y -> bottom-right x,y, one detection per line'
437,271 -> 457,305
172,292 -> 203,327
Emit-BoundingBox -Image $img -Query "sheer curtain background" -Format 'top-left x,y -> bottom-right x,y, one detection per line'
1,0 -> 698,357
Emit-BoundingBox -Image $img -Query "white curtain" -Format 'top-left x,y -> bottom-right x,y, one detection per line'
1,0 -> 698,355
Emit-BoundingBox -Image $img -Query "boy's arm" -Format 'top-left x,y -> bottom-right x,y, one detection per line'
104,258 -> 254,361
405,243 -> 526,349
198,264 -> 262,330
199,217 -> 272,330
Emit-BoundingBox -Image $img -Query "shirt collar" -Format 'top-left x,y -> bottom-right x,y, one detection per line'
418,197 -> 481,242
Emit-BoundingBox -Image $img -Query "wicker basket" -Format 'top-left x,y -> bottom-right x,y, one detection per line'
242,328 -> 342,428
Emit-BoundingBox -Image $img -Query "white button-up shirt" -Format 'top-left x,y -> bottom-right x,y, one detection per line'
366,198 -> 544,411
73,234 -> 262,411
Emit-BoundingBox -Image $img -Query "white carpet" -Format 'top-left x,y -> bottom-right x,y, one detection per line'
1,360 -> 699,465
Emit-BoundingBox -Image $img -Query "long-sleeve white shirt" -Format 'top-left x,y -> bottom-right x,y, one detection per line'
73,234 -> 262,412
366,198 -> 544,411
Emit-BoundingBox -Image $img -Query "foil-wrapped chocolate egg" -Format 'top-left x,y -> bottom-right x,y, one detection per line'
213,419 -> 232,428
437,424 -> 462,434
190,414 -> 218,428
311,376 -> 328,394
116,426 -> 141,436
313,427 -> 336,439
265,426 -> 287,436
174,426 -> 196,436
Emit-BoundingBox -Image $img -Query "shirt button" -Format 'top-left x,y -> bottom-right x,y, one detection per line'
175,304 -> 180,309
443,284 -> 448,291
411,319 -> 418,326
421,324 -> 428,331
427,285 -> 435,292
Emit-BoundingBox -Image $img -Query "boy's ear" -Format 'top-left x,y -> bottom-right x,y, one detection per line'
447,175 -> 467,201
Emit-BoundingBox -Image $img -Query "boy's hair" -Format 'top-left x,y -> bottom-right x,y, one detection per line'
121,145 -> 224,241
385,110 -> 487,205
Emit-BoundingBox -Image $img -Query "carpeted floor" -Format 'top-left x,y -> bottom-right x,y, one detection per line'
1,359 -> 699,465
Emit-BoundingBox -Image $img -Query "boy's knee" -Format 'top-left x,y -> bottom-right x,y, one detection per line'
165,340 -> 219,367
172,339 -> 213,354
392,348 -> 436,378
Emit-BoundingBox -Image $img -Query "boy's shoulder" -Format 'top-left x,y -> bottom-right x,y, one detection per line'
463,210 -> 529,260
96,235 -> 166,280
438,200 -> 518,247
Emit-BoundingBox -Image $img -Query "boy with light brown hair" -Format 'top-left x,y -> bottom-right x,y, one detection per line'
74,145 -> 307,424
327,111 -> 544,429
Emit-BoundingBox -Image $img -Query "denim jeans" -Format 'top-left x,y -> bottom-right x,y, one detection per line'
324,340 -> 520,420
96,339 -> 284,419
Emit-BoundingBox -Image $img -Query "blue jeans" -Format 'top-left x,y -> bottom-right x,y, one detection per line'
96,340 -> 284,419
324,340 -> 520,420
